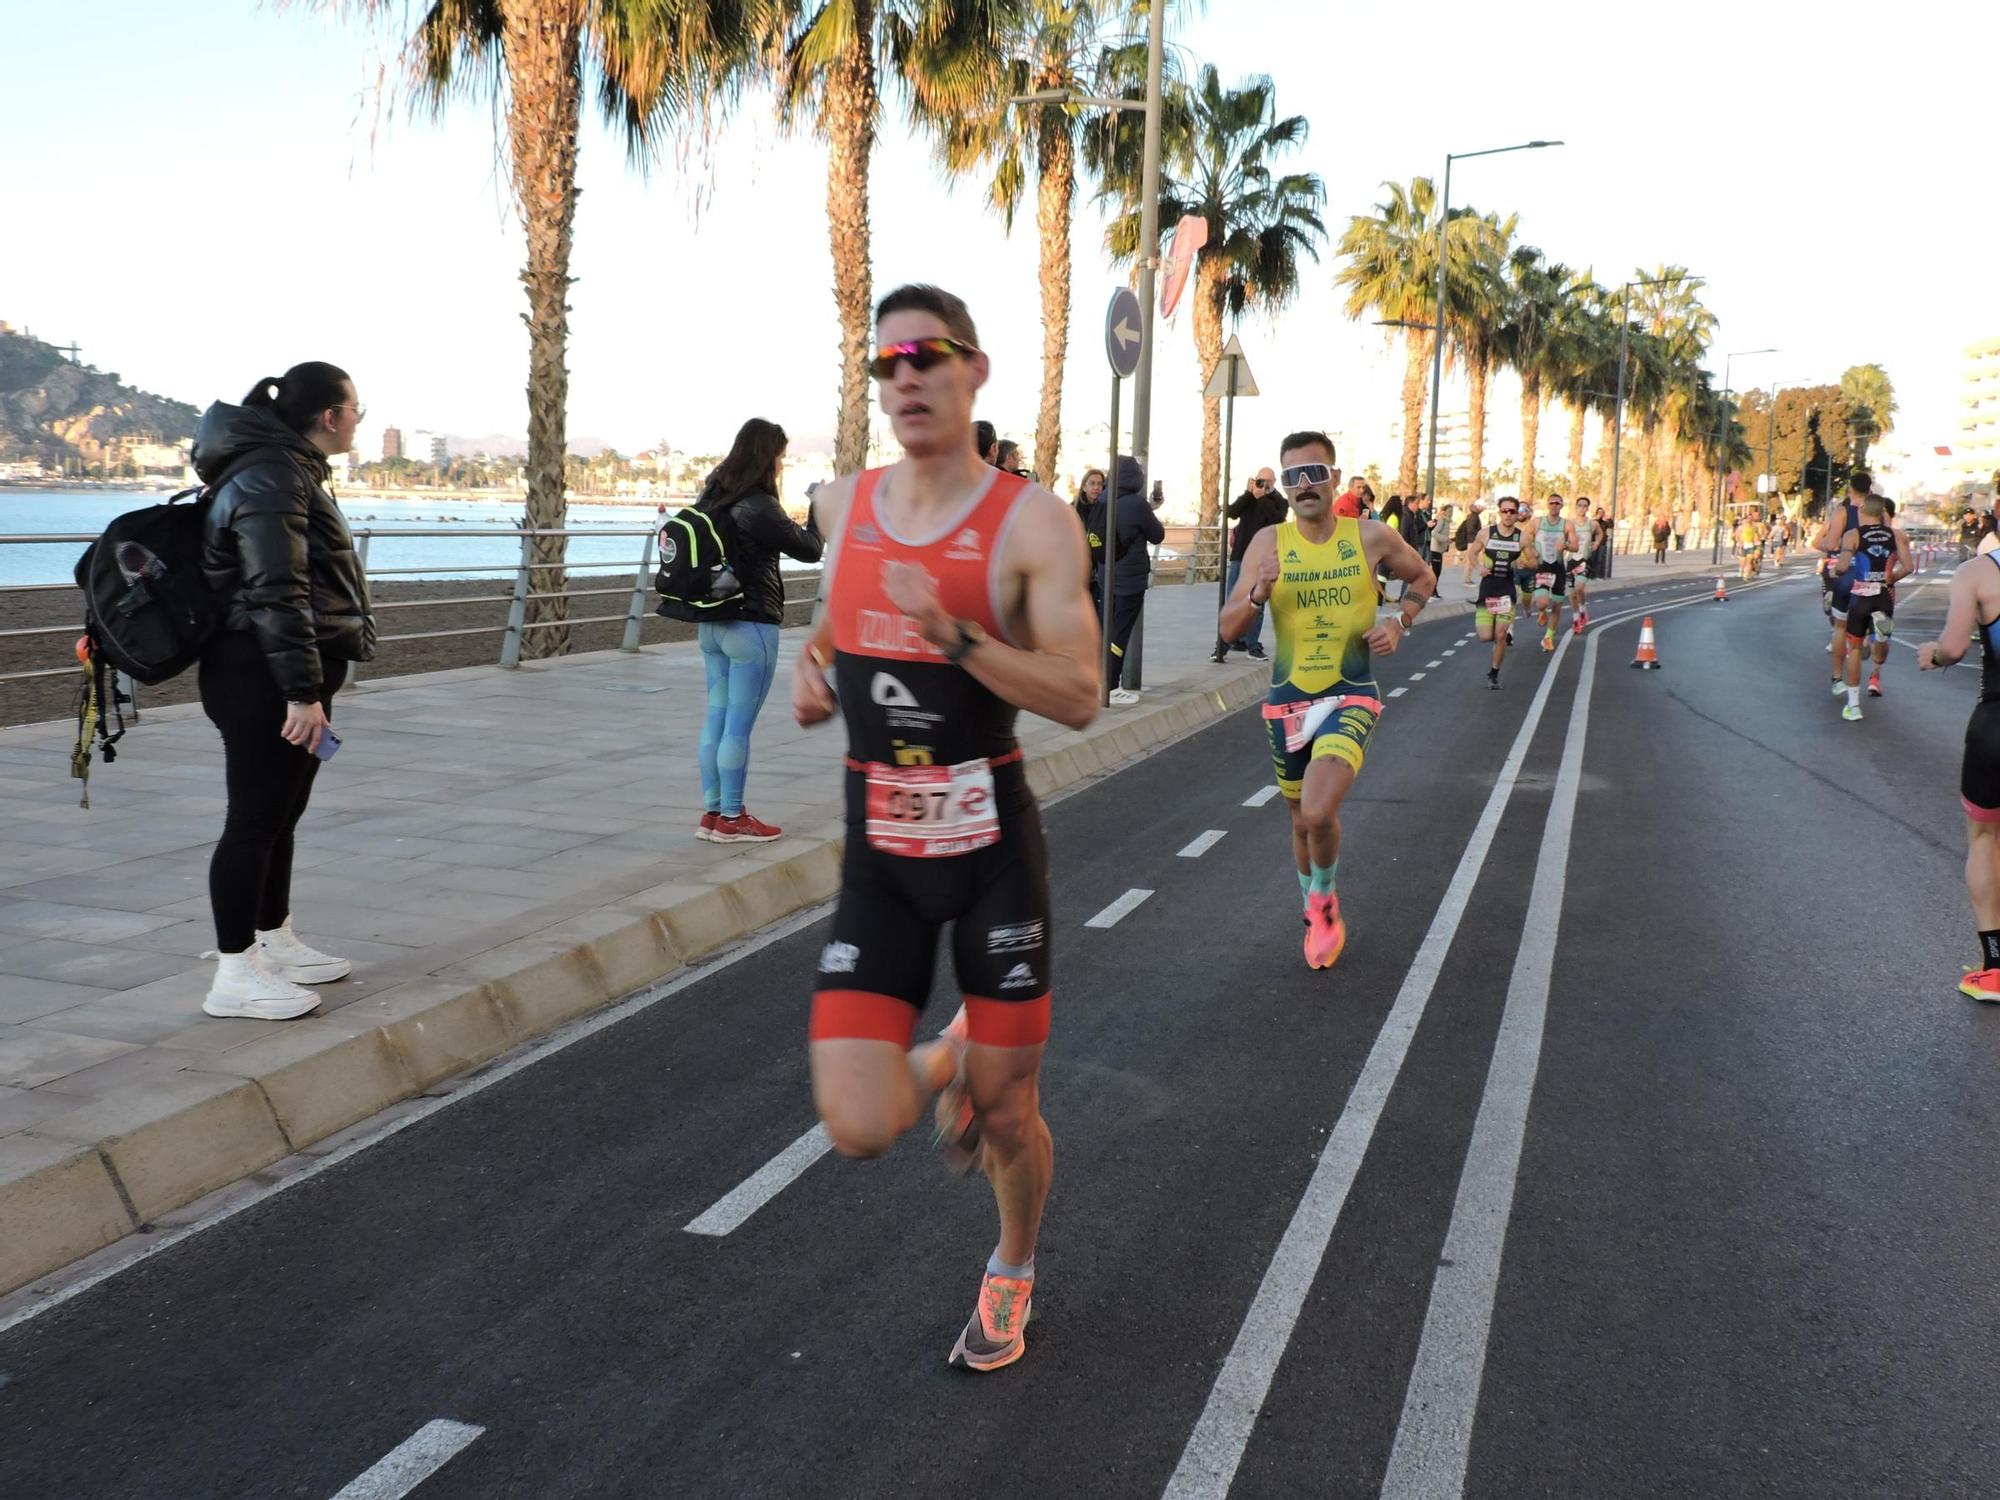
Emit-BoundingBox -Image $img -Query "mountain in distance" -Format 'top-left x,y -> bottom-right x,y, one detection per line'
445,432 -> 613,460
0,321 -> 197,465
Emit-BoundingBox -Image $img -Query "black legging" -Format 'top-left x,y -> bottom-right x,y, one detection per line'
1106,590 -> 1144,688
199,631 -> 345,952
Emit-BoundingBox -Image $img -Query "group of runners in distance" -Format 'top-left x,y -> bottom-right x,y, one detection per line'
1458,492 -> 1605,689
788,279 -> 2000,1376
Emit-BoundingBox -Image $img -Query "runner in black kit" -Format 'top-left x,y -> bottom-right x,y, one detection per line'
1814,472 -> 1869,691
1919,550 -> 2000,1001
1832,491 -> 1911,721
1463,497 -> 1526,688
794,284 -> 1099,1373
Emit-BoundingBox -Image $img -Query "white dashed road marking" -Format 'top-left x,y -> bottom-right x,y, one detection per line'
1085,888 -> 1154,929
1388,687 -> 1408,698
331,1421 -> 485,1500
1243,784 -> 1281,807
1408,672 -> 1426,681
685,1124 -> 832,1236
1178,830 -> 1228,859
1426,660 -> 1442,668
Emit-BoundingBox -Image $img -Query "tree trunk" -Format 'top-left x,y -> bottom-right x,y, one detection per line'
824,0 -> 877,476
1567,400 -> 1587,493
1636,418 -> 1655,518
501,0 -> 586,659
1598,409 -> 1617,501
1399,331 -> 1430,500
1466,357 -> 1489,502
1519,376 -> 1542,505
1193,251 -> 1226,533
1031,107 -> 1073,489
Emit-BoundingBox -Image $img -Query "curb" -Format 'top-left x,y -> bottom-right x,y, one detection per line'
0,663 -> 1269,1300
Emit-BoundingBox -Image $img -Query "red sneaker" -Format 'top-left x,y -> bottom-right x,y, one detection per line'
1959,968 -> 2000,1003
698,811 -> 720,842
711,811 -> 782,844
1867,672 -> 1882,698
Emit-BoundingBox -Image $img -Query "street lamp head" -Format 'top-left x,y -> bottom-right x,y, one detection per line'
1526,139 -> 1563,148
1376,318 -> 1438,331
1006,87 -> 1072,107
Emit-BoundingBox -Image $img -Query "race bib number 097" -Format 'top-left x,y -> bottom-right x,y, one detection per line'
863,759 -> 1001,858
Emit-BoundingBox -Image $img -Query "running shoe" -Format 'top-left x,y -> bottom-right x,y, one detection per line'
1867,672 -> 1882,697
1841,703 -> 1863,722
698,811 -> 720,842
1831,680 -> 1846,697
931,1007 -> 980,1174
1211,644 -> 1229,664
948,1270 -> 1033,1372
1572,613 -> 1585,636
1541,630 -> 1555,652
1303,892 -> 1347,970
1959,969 -> 2000,1003
1247,643 -> 1268,660
711,811 -> 782,843
1487,667 -> 1500,690
255,918 -> 351,984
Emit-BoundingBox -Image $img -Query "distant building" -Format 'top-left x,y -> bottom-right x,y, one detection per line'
381,426 -> 404,461
410,430 -> 446,465
1957,338 -> 2000,486
429,433 -> 449,464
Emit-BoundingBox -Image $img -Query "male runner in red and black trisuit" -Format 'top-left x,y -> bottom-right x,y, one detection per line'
795,284 -> 1099,1372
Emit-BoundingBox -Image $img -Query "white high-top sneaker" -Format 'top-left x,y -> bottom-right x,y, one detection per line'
203,951 -> 320,1021
256,917 -> 351,984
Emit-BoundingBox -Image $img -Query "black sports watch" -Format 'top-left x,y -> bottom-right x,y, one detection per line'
943,618 -> 987,664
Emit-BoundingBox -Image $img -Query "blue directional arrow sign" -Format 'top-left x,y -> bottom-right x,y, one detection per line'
1104,288 -> 1143,378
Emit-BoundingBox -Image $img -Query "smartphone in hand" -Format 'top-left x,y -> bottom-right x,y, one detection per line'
314,730 -> 342,762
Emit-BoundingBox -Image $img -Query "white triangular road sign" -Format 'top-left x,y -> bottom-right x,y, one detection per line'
1204,336 -> 1259,400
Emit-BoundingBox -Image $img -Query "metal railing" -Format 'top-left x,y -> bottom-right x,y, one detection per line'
0,525 -> 829,691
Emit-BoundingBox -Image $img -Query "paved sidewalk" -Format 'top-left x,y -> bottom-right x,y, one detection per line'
0,582 -> 1272,1296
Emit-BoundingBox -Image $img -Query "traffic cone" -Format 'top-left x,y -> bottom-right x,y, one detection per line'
1714,576 -> 1727,602
1631,617 -> 1662,669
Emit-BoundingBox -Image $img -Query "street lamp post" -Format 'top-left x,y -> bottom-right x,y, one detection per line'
1711,347 -> 1779,566
1422,140 -> 1562,508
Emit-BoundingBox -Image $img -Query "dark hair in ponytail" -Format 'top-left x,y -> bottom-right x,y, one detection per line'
243,361 -> 352,436
702,418 -> 788,508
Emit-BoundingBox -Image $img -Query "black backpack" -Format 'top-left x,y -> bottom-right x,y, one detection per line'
655,495 -> 743,622
72,446 -> 291,684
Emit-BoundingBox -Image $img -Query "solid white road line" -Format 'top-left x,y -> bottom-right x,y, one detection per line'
685,1124 -> 833,1237
1086,888 -> 1154,929
1388,687 -> 1408,698
330,1420 -> 484,1500
1161,631 -> 1579,1500
1379,628 -> 1600,1500
1179,830 -> 1228,859
1243,784 -> 1281,808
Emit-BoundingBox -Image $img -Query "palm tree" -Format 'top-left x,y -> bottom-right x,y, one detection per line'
302,0 -> 750,656
1445,210 -> 1517,504
1547,277 -> 1613,493
1496,247 -> 1572,505
764,0 -> 1013,476
1105,66 -> 1324,527
1629,266 -> 1714,517
1335,177 -> 1487,499
919,2 -> 1136,487
1840,363 -> 1897,469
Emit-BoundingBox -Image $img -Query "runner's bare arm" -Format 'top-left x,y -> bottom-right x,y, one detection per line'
885,490 -> 1101,730
1812,509 -> 1844,554
1217,526 -> 1279,644
1833,527 -> 1860,575
1461,527 -> 1489,585
1360,519 -> 1435,652
1922,563 -> 1981,669
1891,529 -> 1915,585
793,475 -> 856,726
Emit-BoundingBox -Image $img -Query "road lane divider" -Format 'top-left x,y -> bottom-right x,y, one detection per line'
330,1419 -> 484,1500
1161,628 -> 1580,1500
1086,889 -> 1155,929
1179,831 -> 1228,859
1380,628 -> 1602,1499
685,1125 -> 834,1237
1243,785 -> 1281,808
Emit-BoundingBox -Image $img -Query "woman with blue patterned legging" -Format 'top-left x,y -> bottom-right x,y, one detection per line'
683,419 -> 822,844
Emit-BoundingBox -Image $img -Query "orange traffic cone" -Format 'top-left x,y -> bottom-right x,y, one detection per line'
1713,576 -> 1727,602
1631,616 -> 1662,669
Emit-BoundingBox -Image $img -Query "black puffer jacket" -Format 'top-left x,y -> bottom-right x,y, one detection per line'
700,488 -> 822,625
194,402 -> 374,700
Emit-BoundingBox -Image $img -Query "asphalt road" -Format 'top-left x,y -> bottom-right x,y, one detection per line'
2,562 -> 1994,1500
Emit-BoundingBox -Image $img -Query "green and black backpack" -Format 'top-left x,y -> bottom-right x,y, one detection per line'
654,495 -> 743,622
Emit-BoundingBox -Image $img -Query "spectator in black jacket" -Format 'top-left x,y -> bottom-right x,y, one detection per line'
193,362 -> 375,1023
684,418 -> 822,846
1097,454 -> 1163,703
1214,466 -> 1283,661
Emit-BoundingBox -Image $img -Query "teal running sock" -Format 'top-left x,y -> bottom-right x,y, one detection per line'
1297,869 -> 1312,901
1309,861 -> 1336,896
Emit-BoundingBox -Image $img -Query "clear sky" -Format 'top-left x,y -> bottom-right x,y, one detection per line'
3,0 -> 1990,507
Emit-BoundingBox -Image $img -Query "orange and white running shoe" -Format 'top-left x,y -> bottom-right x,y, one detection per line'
1867,672 -> 1883,698
1303,892 -> 1347,970
931,1007 -> 980,1173
948,1269 -> 1033,1371
1958,969 -> 2000,1003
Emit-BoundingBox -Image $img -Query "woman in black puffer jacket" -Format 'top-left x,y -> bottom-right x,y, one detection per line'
192,361 -> 374,1023
686,418 -> 822,845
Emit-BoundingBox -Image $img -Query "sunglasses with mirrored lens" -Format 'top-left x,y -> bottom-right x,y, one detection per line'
1280,462 -> 1336,489
868,338 -> 979,380
1499,506 -> 1519,517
